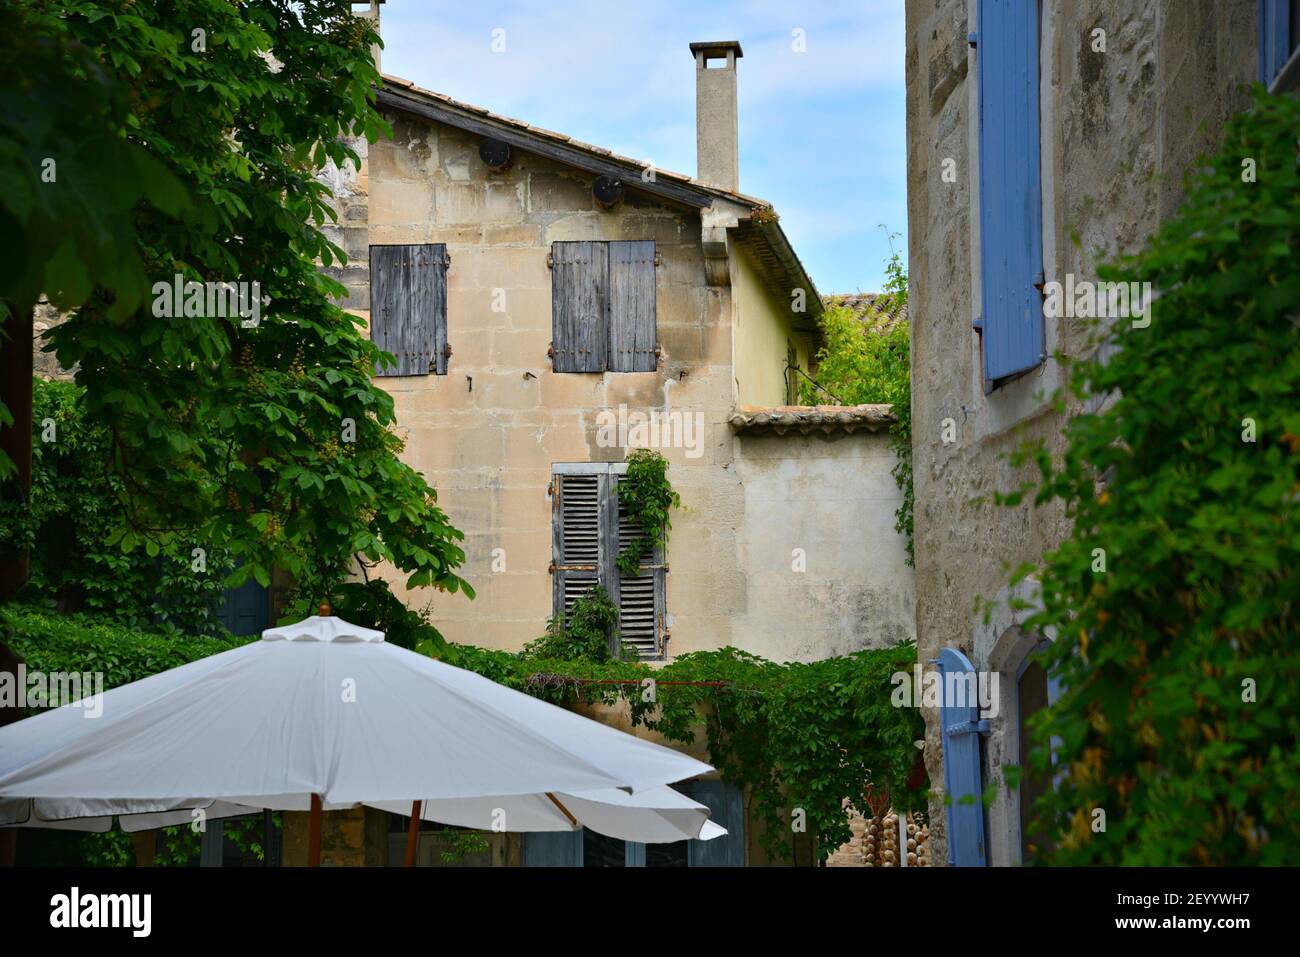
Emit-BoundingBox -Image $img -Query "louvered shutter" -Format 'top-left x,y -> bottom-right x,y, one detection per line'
552,471 -> 605,641
686,780 -> 745,867
1260,0 -> 1296,85
976,0 -> 1044,382
936,647 -> 987,866
608,241 -> 657,372
369,244 -> 448,376
551,241 -> 608,372
614,473 -> 665,659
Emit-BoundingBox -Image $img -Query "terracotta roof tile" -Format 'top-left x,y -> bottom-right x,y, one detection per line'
728,404 -> 897,436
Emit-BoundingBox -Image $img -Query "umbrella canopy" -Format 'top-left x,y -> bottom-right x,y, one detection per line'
0,615 -> 718,844
1,785 -> 725,843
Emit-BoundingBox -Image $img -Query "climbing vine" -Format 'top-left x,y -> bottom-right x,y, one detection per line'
615,449 -> 680,575
435,639 -> 928,863
999,89 -> 1300,865
521,585 -> 629,663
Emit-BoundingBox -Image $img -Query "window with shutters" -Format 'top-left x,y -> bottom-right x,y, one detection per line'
975,0 -> 1044,389
551,241 -> 657,373
551,462 -> 667,660
369,243 -> 449,377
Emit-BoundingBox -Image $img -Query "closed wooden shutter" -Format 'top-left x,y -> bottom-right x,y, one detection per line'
551,241 -> 608,372
937,647 -> 987,866
522,829 -> 582,866
608,240 -> 657,372
215,576 -> 270,637
686,780 -> 745,867
369,243 -> 448,377
976,0 -> 1043,382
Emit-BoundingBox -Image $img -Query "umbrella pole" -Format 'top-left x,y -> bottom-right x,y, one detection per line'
404,800 -> 422,867
308,793 -> 322,867
545,792 -> 579,829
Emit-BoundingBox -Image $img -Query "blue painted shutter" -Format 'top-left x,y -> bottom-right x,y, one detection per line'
522,829 -> 582,866
977,0 -> 1044,381
1260,0 -> 1296,84
686,780 -> 745,867
936,647 -> 987,866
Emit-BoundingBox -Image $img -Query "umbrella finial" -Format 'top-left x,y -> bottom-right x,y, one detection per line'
318,601 -> 333,617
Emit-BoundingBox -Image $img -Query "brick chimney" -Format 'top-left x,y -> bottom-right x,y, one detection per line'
690,41 -> 743,192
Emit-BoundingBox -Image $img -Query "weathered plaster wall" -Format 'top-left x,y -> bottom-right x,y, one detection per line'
904,0 -> 1255,863
361,114 -> 740,655
350,111 -> 911,668
733,430 -> 914,663
731,243 -> 811,406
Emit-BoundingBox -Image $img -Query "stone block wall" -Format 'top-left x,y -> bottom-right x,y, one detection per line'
904,0 -> 1256,864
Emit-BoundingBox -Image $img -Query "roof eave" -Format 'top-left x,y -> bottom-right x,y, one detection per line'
732,217 -> 825,333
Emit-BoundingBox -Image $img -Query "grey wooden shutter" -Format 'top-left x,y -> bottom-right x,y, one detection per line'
613,473 -> 665,659
552,471 -> 603,623
523,829 -> 582,866
608,240 -> 656,372
687,780 -> 745,867
551,241 -> 608,372
370,243 -> 448,376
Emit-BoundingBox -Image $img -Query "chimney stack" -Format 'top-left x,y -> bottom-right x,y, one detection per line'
364,1 -> 383,74
690,41 -> 743,192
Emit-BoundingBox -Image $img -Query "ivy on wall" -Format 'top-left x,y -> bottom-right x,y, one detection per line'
615,449 -> 680,575
436,637 -> 928,863
1000,90 -> 1300,865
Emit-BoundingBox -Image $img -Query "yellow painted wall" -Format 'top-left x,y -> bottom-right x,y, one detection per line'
731,241 -> 812,406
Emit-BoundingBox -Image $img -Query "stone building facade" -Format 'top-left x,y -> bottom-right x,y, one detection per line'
327,47 -> 916,666
291,37 -> 916,866
904,0 -> 1288,865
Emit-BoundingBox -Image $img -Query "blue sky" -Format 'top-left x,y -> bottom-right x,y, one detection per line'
378,1 -> 907,294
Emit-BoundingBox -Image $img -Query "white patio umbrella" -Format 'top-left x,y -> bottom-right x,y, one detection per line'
0,611 -> 719,864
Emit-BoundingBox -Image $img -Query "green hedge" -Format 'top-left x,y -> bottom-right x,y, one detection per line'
2,605 -> 248,709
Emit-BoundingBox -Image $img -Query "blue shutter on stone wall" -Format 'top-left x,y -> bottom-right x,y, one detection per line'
1260,0 -> 1295,84
522,829 -> 582,866
976,0 -> 1044,382
936,647 -> 987,867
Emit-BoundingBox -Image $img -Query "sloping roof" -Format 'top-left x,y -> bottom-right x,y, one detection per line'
821,293 -> 908,331
728,404 -> 897,436
375,75 -> 823,322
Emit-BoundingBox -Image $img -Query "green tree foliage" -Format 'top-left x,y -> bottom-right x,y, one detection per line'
0,379 -> 234,635
801,249 -> 913,561
0,4 -> 189,478
2,1 -> 470,604
1003,90 -> 1300,865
